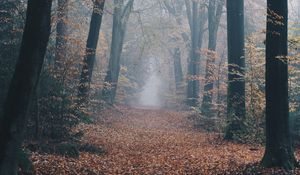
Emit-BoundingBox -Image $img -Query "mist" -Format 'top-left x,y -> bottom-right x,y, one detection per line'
138,58 -> 162,108
2,0 -> 300,174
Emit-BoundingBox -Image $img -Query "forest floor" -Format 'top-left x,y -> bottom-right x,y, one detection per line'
31,106 -> 300,175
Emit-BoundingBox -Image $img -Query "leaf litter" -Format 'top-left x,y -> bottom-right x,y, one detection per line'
31,106 -> 300,175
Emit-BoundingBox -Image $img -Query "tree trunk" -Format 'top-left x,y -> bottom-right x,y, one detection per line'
78,0 -> 105,105
224,0 -> 246,140
55,0 -> 68,69
163,0 -> 184,92
0,1 -> 26,115
186,1 -> 200,107
173,47 -> 183,91
185,1 -> 207,107
216,53 -> 225,118
102,0 -> 133,104
0,0 -> 52,174
201,0 -> 224,116
261,0 -> 298,169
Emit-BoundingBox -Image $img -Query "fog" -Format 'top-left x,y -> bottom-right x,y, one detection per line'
2,0 -> 300,174
138,58 -> 162,108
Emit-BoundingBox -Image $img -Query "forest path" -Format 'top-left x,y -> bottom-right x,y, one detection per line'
79,106 -> 264,174
33,106 -> 293,174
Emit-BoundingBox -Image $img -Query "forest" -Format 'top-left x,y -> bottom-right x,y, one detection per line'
1,0 -> 300,174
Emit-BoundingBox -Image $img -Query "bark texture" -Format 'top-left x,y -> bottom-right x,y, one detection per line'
201,0 -> 224,116
261,0 -> 298,169
224,0 -> 246,140
185,1 -> 206,107
0,0 -> 52,174
55,0 -> 68,69
102,0 -> 134,104
78,0 -> 105,104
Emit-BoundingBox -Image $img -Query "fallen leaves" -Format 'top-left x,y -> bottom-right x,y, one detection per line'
31,106 -> 300,174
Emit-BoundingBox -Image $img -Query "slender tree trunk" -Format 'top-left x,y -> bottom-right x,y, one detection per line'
261,0 -> 298,169
0,0 -> 52,174
185,1 -> 207,107
34,88 -> 40,139
163,0 -> 184,92
296,1 -> 300,36
186,1 -> 200,106
224,0 -> 246,140
173,47 -> 183,90
78,0 -> 105,105
201,0 -> 224,116
102,0 -> 133,104
216,53 -> 225,118
55,0 -> 68,69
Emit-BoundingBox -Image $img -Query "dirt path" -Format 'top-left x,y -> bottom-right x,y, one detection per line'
32,106 -> 300,175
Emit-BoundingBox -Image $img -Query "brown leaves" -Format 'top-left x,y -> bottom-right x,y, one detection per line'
31,106 -> 300,174
32,153 -> 105,175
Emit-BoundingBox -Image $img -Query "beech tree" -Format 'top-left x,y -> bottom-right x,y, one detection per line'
224,0 -> 246,140
102,0 -> 134,104
55,0 -> 68,69
163,0 -> 184,92
0,1 -> 24,114
78,0 -> 106,104
201,0 -> 224,116
0,0 -> 52,174
185,0 -> 206,106
261,0 -> 298,169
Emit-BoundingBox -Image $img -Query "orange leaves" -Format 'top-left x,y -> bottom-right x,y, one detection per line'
32,153 -> 105,175
30,107 -> 300,174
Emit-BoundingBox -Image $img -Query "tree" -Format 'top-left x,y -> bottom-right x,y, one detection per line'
55,0 -> 69,69
78,0 -> 105,105
0,0 -> 52,174
261,0 -> 298,169
224,0 -> 246,140
163,0 -> 185,92
0,1 -> 25,115
185,0 -> 206,106
201,0 -> 224,116
173,47 -> 184,90
102,0 -> 134,104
